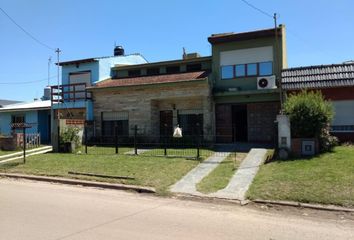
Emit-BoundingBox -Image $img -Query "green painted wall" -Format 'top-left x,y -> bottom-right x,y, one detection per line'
211,26 -> 287,95
214,91 -> 280,104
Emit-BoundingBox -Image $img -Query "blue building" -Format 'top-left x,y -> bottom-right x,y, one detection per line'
52,48 -> 147,121
50,47 -> 147,151
0,100 -> 51,144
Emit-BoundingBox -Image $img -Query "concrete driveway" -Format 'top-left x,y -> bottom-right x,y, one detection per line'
0,178 -> 353,240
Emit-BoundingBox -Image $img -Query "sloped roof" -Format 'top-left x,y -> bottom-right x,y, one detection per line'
281,63 -> 354,90
58,54 -> 147,66
0,99 -> 21,108
90,71 -> 209,89
0,100 -> 51,112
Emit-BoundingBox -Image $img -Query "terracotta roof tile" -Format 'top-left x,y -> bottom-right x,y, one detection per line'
91,71 -> 209,89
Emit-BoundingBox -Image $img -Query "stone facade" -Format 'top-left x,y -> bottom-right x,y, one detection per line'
247,102 -> 280,143
91,81 -> 213,139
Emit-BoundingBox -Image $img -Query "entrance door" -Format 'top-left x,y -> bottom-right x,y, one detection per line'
232,105 -> 248,142
160,110 -> 173,136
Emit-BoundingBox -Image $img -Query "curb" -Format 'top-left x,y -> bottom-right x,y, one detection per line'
0,173 -> 156,194
253,199 -> 354,213
172,192 -> 250,206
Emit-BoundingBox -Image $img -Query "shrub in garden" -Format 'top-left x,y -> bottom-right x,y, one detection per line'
284,90 -> 338,152
59,126 -> 81,147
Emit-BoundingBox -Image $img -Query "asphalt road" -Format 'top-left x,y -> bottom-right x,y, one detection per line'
0,178 -> 353,240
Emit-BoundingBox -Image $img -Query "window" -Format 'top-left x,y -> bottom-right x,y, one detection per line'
146,68 -> 160,75
11,115 -> 25,129
259,62 -> 273,76
177,110 -> 203,136
186,63 -> 202,72
247,63 -> 257,76
221,61 -> 273,79
128,69 -> 141,77
11,115 -> 25,124
166,65 -> 180,74
235,64 -> 246,77
101,111 -> 129,137
68,71 -> 91,100
221,65 -> 234,79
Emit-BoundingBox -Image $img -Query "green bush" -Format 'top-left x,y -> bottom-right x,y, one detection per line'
284,90 -> 337,152
59,126 -> 81,147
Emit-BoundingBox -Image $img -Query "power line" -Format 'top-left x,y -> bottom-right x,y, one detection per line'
239,0 -> 337,62
0,75 -> 57,85
240,0 -> 273,19
0,7 -> 55,51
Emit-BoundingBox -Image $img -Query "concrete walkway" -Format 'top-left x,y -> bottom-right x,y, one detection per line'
0,146 -> 53,164
170,145 -> 235,195
171,146 -> 268,201
211,148 -> 267,201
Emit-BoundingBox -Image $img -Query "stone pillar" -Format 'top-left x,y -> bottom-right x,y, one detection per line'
276,114 -> 291,150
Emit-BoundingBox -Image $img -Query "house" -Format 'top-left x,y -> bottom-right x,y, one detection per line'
208,25 -> 287,143
51,48 -> 148,150
51,26 -> 289,147
0,99 -> 21,108
282,62 -> 354,142
0,98 -> 51,144
88,54 -> 213,140
52,48 -> 148,122
81,26 -> 287,144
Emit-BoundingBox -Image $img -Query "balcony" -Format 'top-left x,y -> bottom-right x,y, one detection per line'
51,83 -> 92,104
51,83 -> 92,111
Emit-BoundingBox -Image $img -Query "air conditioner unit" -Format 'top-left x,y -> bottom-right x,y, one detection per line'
257,75 -> 277,90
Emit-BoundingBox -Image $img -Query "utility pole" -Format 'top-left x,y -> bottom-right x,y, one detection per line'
274,13 -> 283,113
55,48 -> 61,120
48,57 -> 51,86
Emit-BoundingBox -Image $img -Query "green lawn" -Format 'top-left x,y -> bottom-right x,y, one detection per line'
140,148 -> 215,159
0,149 -> 22,156
77,146 -> 133,155
197,152 -> 247,194
0,150 -> 201,195
247,145 -> 354,207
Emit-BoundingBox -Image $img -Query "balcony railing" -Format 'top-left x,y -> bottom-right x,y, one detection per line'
51,83 -> 92,103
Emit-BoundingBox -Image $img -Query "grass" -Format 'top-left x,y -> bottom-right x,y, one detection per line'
247,145 -> 354,207
76,146 -> 133,155
0,149 -> 202,195
140,148 -> 215,159
197,152 -> 247,194
0,149 -> 22,156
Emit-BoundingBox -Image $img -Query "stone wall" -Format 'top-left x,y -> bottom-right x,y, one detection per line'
247,102 -> 280,142
92,81 -> 213,138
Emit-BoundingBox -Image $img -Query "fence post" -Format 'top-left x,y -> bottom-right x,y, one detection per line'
57,126 -> 60,153
134,125 -> 138,155
164,124 -> 167,156
84,124 -> 88,154
196,123 -> 200,160
23,127 -> 26,164
115,125 -> 118,154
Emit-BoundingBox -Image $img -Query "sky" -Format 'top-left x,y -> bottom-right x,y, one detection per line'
0,0 -> 353,101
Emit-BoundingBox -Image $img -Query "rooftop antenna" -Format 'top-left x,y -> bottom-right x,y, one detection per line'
182,47 -> 187,59
47,56 -> 52,86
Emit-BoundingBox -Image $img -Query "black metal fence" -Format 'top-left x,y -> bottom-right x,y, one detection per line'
82,125 -> 218,159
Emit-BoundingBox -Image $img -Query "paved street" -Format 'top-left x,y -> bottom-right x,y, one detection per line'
0,178 -> 353,240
